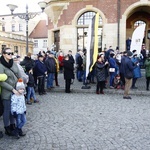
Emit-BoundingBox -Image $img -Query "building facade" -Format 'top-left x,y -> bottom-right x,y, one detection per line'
44,0 -> 150,55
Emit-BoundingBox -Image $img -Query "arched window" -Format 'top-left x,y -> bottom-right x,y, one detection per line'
77,11 -> 102,25
77,11 -> 103,51
134,20 -> 146,29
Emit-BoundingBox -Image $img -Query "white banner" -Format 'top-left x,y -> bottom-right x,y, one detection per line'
130,24 -> 146,55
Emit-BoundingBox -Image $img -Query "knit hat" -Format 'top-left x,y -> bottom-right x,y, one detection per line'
16,78 -> 25,90
127,51 -> 133,56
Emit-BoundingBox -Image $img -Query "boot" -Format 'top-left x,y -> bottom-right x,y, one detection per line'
18,128 -> 26,136
10,124 -> 16,131
0,131 -> 3,138
11,128 -> 20,139
4,126 -> 12,136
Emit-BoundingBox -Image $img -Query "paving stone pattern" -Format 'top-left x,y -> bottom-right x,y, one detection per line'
0,92 -> 150,150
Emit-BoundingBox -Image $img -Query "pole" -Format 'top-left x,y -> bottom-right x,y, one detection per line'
117,0 -> 120,49
26,4 -> 29,54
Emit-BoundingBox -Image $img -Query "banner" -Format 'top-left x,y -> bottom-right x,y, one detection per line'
130,24 -> 146,54
86,13 -> 99,78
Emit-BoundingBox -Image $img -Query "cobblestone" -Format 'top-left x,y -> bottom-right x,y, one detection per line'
0,92 -> 150,150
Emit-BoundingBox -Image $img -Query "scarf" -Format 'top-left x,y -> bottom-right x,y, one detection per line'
0,56 -> 13,68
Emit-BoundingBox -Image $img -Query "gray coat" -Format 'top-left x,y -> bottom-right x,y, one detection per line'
0,62 -> 21,100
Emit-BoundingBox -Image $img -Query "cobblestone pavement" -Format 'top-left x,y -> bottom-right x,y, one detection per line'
0,91 -> 150,150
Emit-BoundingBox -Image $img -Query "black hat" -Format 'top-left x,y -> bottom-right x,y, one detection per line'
38,54 -> 43,58
127,51 -> 133,56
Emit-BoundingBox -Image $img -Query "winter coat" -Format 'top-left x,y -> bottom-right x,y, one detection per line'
124,57 -> 137,79
77,55 -> 83,71
20,56 -> 35,71
95,61 -> 107,82
26,72 -> 35,87
145,58 -> 150,77
131,57 -> 141,78
11,94 -> 26,115
45,57 -> 56,73
0,62 -> 21,100
34,60 -> 47,77
120,55 -> 127,74
63,59 -> 74,80
58,55 -> 64,67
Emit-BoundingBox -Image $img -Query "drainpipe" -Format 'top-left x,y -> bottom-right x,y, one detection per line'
117,0 -> 120,50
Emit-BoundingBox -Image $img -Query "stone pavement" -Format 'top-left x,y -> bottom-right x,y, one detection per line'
53,69 -> 150,96
0,70 -> 150,150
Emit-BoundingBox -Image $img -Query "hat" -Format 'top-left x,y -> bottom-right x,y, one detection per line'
16,78 -> 25,90
38,54 -> 44,58
127,51 -> 133,56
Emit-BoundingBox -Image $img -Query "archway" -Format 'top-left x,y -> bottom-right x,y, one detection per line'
126,5 -> 150,50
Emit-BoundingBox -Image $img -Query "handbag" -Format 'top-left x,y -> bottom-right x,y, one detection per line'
109,68 -> 115,72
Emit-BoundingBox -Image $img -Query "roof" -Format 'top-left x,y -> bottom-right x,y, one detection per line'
29,20 -> 48,38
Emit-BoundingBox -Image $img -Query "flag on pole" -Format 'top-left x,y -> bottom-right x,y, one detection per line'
130,24 -> 146,55
86,13 -> 99,78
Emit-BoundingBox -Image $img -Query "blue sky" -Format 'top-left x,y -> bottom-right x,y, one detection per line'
0,0 -> 42,15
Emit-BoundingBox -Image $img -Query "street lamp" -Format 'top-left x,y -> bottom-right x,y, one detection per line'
7,1 -> 47,54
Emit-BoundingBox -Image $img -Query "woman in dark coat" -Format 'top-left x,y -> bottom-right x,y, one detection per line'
63,55 -> 74,93
95,54 -> 108,94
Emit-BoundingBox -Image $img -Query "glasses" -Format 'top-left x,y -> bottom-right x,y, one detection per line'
4,52 -> 14,55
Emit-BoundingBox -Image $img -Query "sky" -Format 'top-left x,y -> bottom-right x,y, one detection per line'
0,0 -> 43,15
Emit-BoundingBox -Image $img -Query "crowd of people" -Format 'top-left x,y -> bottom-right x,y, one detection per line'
0,44 -> 149,139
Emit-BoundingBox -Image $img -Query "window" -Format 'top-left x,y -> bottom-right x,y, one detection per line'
34,40 -> 38,48
43,40 -> 47,48
19,24 -> 23,31
77,11 -> 102,25
12,24 -> 15,32
2,24 -> 5,31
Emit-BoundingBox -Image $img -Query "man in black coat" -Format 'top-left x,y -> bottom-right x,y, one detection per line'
63,55 -> 74,93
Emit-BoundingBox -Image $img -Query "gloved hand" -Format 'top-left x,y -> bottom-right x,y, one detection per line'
24,111 -> 26,114
13,112 -> 17,118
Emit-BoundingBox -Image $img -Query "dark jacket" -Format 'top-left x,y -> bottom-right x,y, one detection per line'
124,57 -> 137,79
26,72 -> 35,87
20,56 -> 35,71
45,57 -> 56,73
77,55 -> 83,71
63,59 -> 74,80
34,60 -> 47,77
95,61 -> 107,81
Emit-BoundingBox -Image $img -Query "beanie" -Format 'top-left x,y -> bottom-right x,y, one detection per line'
16,78 -> 25,90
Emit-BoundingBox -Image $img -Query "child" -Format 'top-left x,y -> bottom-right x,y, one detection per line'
11,78 -> 26,139
113,74 -> 121,89
25,66 -> 39,104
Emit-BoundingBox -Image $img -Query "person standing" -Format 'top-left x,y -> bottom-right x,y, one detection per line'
34,55 -> 47,95
0,73 -> 8,138
11,78 -> 26,139
123,51 -> 137,99
144,54 -> 150,90
95,54 -> 108,94
0,48 -> 21,136
63,55 -> 74,93
45,52 -> 56,90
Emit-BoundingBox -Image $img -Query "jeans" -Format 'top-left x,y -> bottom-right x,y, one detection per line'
3,100 -> 15,127
26,87 -> 36,102
16,114 -> 26,129
47,73 -> 54,88
77,70 -> 84,81
109,72 -> 116,86
37,76 -> 46,94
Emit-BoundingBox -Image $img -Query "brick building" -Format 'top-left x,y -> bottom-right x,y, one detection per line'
44,0 -> 150,55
